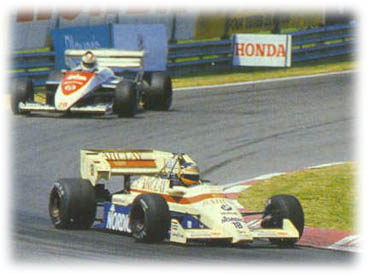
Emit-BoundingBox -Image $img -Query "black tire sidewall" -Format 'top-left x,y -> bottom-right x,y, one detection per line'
113,80 -> 137,117
48,178 -> 96,229
130,194 -> 170,243
263,194 -> 304,245
11,79 -> 33,115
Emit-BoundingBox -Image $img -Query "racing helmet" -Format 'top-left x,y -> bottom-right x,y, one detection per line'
178,162 -> 200,186
81,51 -> 97,71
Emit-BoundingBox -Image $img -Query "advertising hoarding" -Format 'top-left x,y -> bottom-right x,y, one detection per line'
232,34 -> 292,67
51,25 -> 112,69
111,24 -> 167,71
194,12 -> 324,40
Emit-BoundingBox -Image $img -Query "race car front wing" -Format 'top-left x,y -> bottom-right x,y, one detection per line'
19,102 -> 113,114
169,218 -> 299,244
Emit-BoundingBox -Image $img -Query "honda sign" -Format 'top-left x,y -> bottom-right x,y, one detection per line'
232,34 -> 292,67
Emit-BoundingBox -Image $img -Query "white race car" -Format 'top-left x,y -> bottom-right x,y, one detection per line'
49,149 -> 304,246
11,49 -> 172,117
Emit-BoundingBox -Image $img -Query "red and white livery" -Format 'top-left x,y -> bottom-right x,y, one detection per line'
11,49 -> 173,118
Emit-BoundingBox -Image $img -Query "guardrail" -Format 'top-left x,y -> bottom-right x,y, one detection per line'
167,23 -> 355,75
291,24 -> 354,62
10,23 -> 355,86
167,40 -> 231,75
11,51 -> 56,87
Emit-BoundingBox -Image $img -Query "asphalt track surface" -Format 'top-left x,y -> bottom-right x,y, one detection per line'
11,72 -> 355,264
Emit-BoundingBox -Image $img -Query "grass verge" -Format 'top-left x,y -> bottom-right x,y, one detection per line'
172,56 -> 355,88
237,162 -> 357,232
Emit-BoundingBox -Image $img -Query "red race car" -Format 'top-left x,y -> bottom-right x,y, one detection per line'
11,49 -> 172,118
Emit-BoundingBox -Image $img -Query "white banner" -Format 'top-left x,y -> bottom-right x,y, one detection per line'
232,34 -> 292,67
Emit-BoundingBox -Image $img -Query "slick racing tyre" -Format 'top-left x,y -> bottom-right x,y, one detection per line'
113,80 -> 137,118
142,72 -> 172,111
261,194 -> 304,247
11,78 -> 33,115
48,178 -> 96,230
129,194 -> 171,243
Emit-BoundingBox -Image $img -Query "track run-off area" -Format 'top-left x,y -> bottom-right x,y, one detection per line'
9,71 -> 356,264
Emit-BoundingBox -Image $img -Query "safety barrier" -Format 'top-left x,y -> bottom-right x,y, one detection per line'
10,23 -> 355,86
11,51 -> 56,87
167,40 -> 231,75
291,24 -> 354,62
168,23 -> 355,74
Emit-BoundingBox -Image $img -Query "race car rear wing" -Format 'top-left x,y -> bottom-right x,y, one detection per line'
80,149 -> 196,186
65,49 -> 145,69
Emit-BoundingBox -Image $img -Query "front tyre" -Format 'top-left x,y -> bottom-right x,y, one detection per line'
113,80 -> 137,118
262,194 -> 304,247
48,178 -> 96,229
11,78 -> 33,115
129,194 -> 171,243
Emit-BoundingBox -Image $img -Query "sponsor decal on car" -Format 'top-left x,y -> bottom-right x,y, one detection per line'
172,232 -> 185,239
201,198 -> 228,206
189,231 -> 213,238
171,220 -> 179,231
187,220 -> 192,229
58,102 -> 68,109
131,178 -> 167,194
277,231 -> 289,237
221,204 -> 232,211
65,74 -> 88,81
61,72 -> 94,95
104,151 -> 144,161
105,204 -> 131,233
221,212 -> 240,216
221,216 -> 244,224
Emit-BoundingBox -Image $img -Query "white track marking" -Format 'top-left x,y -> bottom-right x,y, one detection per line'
174,70 -> 355,92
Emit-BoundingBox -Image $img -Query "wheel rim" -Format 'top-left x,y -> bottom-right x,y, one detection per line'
49,190 -> 62,224
133,219 -> 144,231
130,205 -> 146,236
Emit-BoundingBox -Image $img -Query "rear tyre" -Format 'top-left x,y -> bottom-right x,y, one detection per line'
142,72 -> 172,111
48,178 -> 96,229
11,78 -> 33,115
113,80 -> 137,118
129,194 -> 171,243
261,194 -> 304,247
